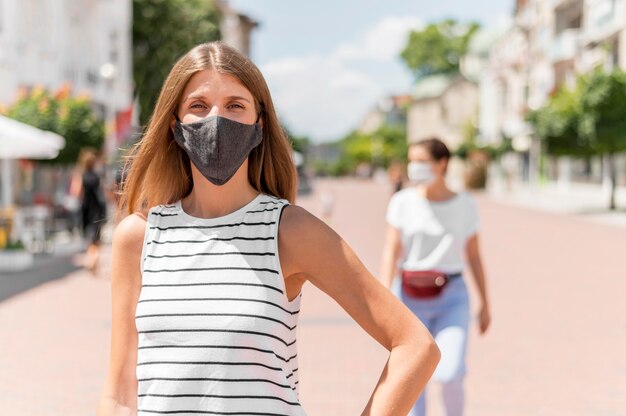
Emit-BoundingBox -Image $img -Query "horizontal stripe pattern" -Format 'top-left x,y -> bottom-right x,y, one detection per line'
136,194 -> 304,415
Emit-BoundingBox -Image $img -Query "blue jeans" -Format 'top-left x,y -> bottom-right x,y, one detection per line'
392,275 -> 470,416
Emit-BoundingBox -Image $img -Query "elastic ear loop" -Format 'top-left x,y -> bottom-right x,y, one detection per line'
255,103 -> 266,124
170,113 -> 183,149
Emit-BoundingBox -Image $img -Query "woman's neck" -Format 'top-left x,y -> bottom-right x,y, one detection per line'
182,174 -> 259,219
416,180 -> 455,202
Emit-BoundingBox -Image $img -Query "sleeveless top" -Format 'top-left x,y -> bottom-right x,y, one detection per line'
135,193 -> 305,415
81,171 -> 106,220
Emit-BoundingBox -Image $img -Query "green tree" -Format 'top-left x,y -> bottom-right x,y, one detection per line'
527,85 -> 588,157
336,124 -> 408,174
528,69 -> 626,210
578,69 -> 626,210
400,19 -> 480,78
289,135 -> 310,155
6,87 -> 104,165
133,0 -> 221,125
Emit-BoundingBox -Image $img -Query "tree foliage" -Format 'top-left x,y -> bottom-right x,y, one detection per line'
578,69 -> 626,154
401,19 -> 480,78
528,69 -> 626,209
133,0 -> 221,125
5,87 -> 105,165
528,69 -> 626,156
527,85 -> 588,157
335,124 -> 408,174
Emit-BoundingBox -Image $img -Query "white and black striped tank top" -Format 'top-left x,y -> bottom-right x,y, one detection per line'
135,193 -> 305,415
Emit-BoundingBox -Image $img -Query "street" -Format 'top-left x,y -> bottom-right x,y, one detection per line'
0,178 -> 625,415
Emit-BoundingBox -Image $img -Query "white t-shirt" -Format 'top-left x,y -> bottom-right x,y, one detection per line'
386,188 -> 479,273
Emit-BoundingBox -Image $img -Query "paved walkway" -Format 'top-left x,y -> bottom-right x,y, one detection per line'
0,178 -> 624,415
487,180 -> 626,228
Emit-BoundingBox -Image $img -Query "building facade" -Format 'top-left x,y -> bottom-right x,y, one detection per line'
0,0 -> 134,137
0,0 -> 134,162
474,0 -> 626,186
406,74 -> 479,149
216,0 -> 259,57
358,95 -> 411,135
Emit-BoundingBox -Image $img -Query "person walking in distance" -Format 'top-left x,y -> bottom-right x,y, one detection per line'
97,42 -> 440,416
380,138 -> 491,416
70,149 -> 107,275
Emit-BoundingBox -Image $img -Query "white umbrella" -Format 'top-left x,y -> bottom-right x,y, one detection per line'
0,115 -> 66,207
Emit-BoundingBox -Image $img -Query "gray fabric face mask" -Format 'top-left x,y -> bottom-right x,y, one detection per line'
172,114 -> 262,186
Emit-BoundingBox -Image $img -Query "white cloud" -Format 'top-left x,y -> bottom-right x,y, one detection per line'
333,16 -> 424,62
260,16 -> 421,142
262,54 -> 382,141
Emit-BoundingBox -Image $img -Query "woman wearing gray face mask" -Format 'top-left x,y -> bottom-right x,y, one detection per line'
98,41 -> 440,416
380,138 -> 491,416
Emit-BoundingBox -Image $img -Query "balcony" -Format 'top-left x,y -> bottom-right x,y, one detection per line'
552,0 -> 582,10
582,0 -> 625,45
552,29 -> 580,62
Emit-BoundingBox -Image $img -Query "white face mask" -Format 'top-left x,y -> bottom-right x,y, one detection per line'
407,161 -> 435,184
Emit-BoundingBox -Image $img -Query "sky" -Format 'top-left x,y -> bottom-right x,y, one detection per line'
229,0 -> 514,143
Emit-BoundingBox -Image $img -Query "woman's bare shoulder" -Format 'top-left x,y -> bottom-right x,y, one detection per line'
279,204 -> 339,248
112,209 -> 150,252
280,204 -> 320,232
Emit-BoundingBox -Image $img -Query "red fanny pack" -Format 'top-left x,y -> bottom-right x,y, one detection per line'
401,270 -> 456,299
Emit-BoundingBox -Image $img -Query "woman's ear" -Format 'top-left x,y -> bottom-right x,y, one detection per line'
170,115 -> 177,134
439,158 -> 449,175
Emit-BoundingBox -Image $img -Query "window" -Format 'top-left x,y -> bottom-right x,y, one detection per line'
109,31 -> 119,63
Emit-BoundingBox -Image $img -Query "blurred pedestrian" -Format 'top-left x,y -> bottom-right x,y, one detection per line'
319,188 -> 335,223
388,160 -> 406,193
380,138 -> 491,416
70,149 -> 107,275
97,42 -> 440,416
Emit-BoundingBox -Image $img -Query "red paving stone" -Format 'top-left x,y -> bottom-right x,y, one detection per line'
0,178 -> 625,415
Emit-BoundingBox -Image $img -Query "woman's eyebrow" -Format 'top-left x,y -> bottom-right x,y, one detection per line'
225,95 -> 251,103
183,94 -> 251,103
181,94 -> 203,104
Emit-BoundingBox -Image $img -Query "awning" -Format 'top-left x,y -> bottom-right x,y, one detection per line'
0,115 -> 65,159
0,115 -> 66,207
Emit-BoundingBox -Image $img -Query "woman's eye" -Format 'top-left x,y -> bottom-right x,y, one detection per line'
190,103 -> 207,109
228,103 -> 245,110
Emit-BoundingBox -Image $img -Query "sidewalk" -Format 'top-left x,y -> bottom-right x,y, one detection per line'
486,179 -> 626,228
0,246 -> 113,415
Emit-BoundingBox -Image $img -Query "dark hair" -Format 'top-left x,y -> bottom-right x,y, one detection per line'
411,138 -> 451,162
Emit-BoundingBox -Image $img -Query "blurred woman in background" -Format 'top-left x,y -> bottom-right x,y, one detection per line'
380,138 -> 491,416
70,149 -> 107,274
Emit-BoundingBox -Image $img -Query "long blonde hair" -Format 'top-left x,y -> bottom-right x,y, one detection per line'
119,41 -> 297,216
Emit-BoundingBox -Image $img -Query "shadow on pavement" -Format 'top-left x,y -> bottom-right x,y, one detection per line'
576,207 -> 626,215
0,254 -> 82,302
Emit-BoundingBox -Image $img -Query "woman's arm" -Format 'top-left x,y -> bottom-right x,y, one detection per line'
69,171 -> 83,199
279,206 -> 440,416
465,234 -> 490,334
97,213 -> 146,416
379,225 -> 402,289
